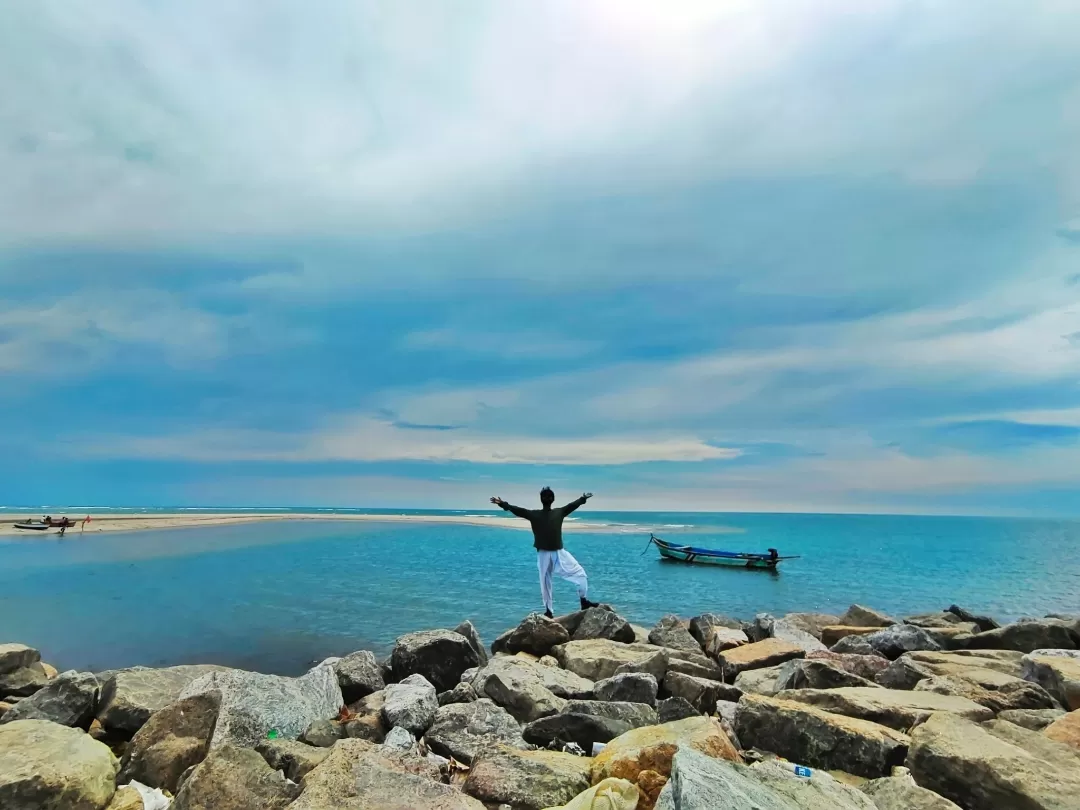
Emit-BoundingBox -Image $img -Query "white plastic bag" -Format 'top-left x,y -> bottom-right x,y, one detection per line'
123,780 -> 172,810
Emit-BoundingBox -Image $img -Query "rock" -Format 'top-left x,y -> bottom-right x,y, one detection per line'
573,608 -> 636,643
775,659 -> 880,691
839,605 -> 897,628
300,718 -> 345,747
1044,709 -> 1080,750
904,612 -> 970,629
0,719 -> 120,810
862,775 -> 962,809
344,714 -> 386,743
382,725 -> 416,752
822,626 -> 881,647
119,691 -> 221,792
382,673 -> 438,736
99,665 -> 225,735
830,634 -> 888,656
907,713 -> 1080,810
390,629 -> 483,692
858,625 -> 942,660
497,614 -> 572,658
997,707 -> 1067,730
539,655 -> 559,667
563,699 -> 658,729
911,648 -> 1026,675
595,672 -> 659,706
914,674 -> 1059,713
289,737 -> 480,809
472,655 -> 594,700
657,697 -> 700,723
1023,649 -> 1080,710
770,617 -> 829,653
438,682 -> 478,706
0,644 -> 41,674
464,745 -> 593,810
180,664 -> 343,748
716,639 -> 805,678
255,737 -> 329,780
172,743 -> 298,810
664,671 -> 740,714
484,670 -> 567,723
780,686 -> 993,731
333,650 -> 384,703
106,785 -> 145,810
0,670 -> 99,728
878,649 -> 1028,690
649,615 -> 701,653
0,663 -> 49,698
781,613 -> 842,640
522,712 -> 632,751
733,664 -> 785,697
665,655 -> 725,682
808,653 -> 891,684
614,651 -> 668,683
631,624 -> 652,644
454,620 -> 490,666
0,701 -> 11,719
735,694 -> 909,778
967,620 -> 1079,654
555,639 -> 668,681
425,699 -> 526,764
688,613 -> 743,646
945,604 -> 999,632
702,627 -> 749,657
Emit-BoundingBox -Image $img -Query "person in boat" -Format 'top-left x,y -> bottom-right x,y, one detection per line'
491,488 -> 601,619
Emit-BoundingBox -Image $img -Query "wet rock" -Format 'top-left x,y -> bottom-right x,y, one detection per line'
0,719 -> 120,810
172,743 -> 299,810
300,718 -> 345,747
663,671 -> 740,714
454,620 -> 489,667
1044,709 -> 1080,750
464,745 -> 592,810
438,682 -> 478,706
0,670 -> 99,728
907,713 -> 1080,810
914,674 -> 1058,713
573,607 -> 636,643
333,650 -> 384,703
649,615 -> 701,653
0,663 -> 49,698
523,711 -> 632,751
997,707 -> 1066,730
774,659 -> 880,691
733,664 -> 785,697
425,698 -> 526,764
779,686 -> 993,731
945,604 -> 999,632
735,694 -> 909,778
862,775 -> 962,809
390,629 -> 483,692
595,672 -> 658,706
382,673 -> 438,736
563,699 -> 658,729
255,737 -> 329,781
0,644 -> 41,674
119,691 -> 221,792
770,617 -> 829,653
966,620 -> 1079,654
472,655 -> 594,700
99,665 -> 225,735
859,625 -> 942,660
657,696 -> 699,722
839,605 -> 898,628
180,664 -> 343,748
716,639 -> 805,677
484,669 -> 566,723
1023,649 -> 1080,710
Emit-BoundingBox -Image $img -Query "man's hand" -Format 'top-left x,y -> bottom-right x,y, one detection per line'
582,492 -> 593,500
491,496 -> 508,508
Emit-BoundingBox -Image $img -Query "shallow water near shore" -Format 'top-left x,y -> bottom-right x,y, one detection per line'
1,511 -> 1078,675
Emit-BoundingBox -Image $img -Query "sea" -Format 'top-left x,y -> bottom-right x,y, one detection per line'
1,508 -> 1078,675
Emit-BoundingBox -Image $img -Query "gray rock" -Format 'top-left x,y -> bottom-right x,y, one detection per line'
522,712 -> 632,750
425,699 -> 526,764
0,670 -> 98,728
381,673 -> 438,735
382,725 -> 416,752
255,737 -> 329,781
464,745 -> 593,810
119,691 -> 221,792
779,686 -> 993,731
438,682 -> 478,706
734,664 -> 785,697
343,706 -> 387,744
613,650 -> 668,683
454,620 -> 490,667
666,654 -> 725,682
862,776 -> 962,809
390,629 -> 483,692
496,614 -> 572,658
172,743 -> 299,810
472,655 -> 593,700
0,645 -> 41,675
562,699 -> 657,728
657,696 -> 700,722
572,608 -> 635,643
946,604 -> 999,632
875,655 -> 935,690
300,718 -> 345,747
966,620 -> 1079,654
780,613 -> 842,641
333,650 -> 384,703
99,664 -> 225,735
996,707 -> 1067,730
1022,649 -> 1080,710
484,670 -> 566,723
649,615 -> 702,652
913,674 -> 1059,713
743,613 -> 775,643
664,671 -> 740,714
179,664 -> 343,748
831,636 -> 886,657
775,659 -> 880,691
0,718 -> 119,810
806,651 -> 891,681
770,617 -> 829,653
839,605 -> 898,628
861,625 -> 942,660
688,613 -> 743,647
0,663 -> 48,699
594,672 -> 658,706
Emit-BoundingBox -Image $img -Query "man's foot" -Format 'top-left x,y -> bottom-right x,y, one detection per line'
544,609 -> 554,619
580,597 -> 599,610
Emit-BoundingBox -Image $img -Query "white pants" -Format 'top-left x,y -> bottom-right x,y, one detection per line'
537,549 -> 588,612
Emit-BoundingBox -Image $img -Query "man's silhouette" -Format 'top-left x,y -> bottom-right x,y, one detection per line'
491,487 -> 600,618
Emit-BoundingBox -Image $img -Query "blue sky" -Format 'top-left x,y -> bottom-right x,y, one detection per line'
3,1 -> 1080,514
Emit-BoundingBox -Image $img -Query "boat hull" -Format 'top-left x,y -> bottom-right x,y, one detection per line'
14,522 -> 49,531
656,544 -> 778,569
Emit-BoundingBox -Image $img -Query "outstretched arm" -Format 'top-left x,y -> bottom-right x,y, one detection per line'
561,492 -> 593,516
491,496 -> 531,520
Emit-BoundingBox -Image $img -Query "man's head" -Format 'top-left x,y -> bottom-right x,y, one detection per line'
540,486 -> 555,507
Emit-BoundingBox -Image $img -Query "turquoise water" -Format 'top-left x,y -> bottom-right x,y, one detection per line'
1,511 -> 1078,675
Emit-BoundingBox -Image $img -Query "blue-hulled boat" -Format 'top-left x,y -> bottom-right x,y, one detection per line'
649,534 -> 798,570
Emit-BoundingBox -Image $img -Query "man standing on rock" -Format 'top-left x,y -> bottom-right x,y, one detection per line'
491,487 -> 600,619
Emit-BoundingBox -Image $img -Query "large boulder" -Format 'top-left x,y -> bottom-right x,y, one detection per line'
573,608 -> 636,643
118,691 -> 220,792
702,627 -> 750,657
555,639 -> 669,681
0,644 -> 40,674
665,654 -> 725,682
615,650 -> 668,683
966,620 -> 1079,654
806,650 -> 891,681
733,665 -> 785,697
494,614 -> 572,658
664,671 -> 740,714
829,632 -> 886,655
344,689 -> 388,742
1044,709 -> 1080,750
735,694 -> 908,778
563,699 -> 658,729
1023,649 -> 1080,710
332,651 -> 384,703
424,698 -> 526,764
878,649 -> 1027,689
472,655 -> 594,700
454,620 -> 489,666
254,737 -> 329,781
770,617 -> 828,653
945,604 -> 999,632
862,775 -> 962,809
839,605 -> 897,628
464,745 -> 592,810
98,665 -> 225,735
913,674 -> 1059,713
0,663 -> 49,698
649,615 -> 701,653
778,686 -> 993,731
778,613 -> 841,641
859,625 -> 942,660
688,614 -> 743,647
774,659 -> 880,691
0,719 -> 119,810
522,711 -> 632,751
657,696 -> 699,723
997,707 -> 1067,731
484,669 -> 566,723
438,682 -> 478,706
172,743 -> 299,810
906,713 -> 1080,810
716,639 -> 805,678
390,629 -> 483,692
594,671 -> 659,707
381,673 -> 438,736
0,670 -> 99,728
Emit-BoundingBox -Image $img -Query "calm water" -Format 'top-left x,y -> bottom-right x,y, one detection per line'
1,511 -> 1078,675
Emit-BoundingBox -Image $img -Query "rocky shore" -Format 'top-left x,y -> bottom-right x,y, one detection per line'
2,605 -> 1079,809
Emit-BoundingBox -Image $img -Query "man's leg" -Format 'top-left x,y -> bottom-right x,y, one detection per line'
553,549 -> 598,608
537,551 -> 556,616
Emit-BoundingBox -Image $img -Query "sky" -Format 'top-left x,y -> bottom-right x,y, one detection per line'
2,1 -> 1080,515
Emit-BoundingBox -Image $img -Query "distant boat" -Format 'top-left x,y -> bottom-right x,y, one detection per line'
14,520 -> 50,531
649,534 -> 798,570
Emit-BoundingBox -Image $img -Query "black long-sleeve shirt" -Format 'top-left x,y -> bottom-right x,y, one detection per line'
499,496 -> 587,551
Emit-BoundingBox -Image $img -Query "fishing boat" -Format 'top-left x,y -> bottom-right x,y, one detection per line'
649,534 -> 798,570
13,520 -> 50,531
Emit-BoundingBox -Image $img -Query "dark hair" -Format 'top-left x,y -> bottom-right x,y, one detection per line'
540,486 -> 554,498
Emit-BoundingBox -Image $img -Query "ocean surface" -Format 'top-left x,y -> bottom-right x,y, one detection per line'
1,509 -> 1078,675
